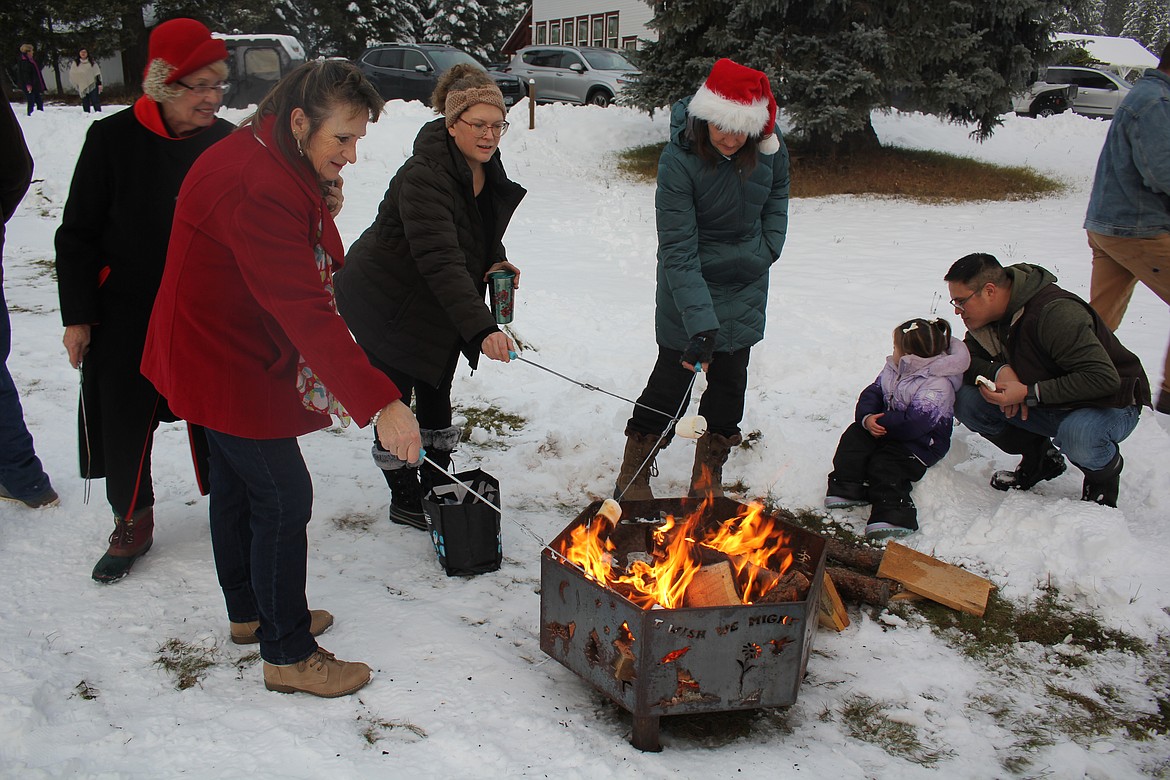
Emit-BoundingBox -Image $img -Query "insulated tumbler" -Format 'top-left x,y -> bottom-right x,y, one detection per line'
488,269 -> 516,324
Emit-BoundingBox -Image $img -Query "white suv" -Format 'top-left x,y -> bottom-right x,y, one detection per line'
503,46 -> 639,107
1040,66 -> 1132,118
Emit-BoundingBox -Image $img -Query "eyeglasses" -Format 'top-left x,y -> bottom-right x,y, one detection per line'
949,289 -> 981,311
175,80 -> 228,95
457,118 -> 510,138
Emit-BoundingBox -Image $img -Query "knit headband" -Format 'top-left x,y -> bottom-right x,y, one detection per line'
444,85 -> 507,126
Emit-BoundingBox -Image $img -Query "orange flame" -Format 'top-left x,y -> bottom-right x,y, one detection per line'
558,500 -> 797,610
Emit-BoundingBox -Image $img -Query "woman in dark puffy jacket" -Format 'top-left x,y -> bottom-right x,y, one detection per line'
335,64 -> 526,529
615,58 -> 790,500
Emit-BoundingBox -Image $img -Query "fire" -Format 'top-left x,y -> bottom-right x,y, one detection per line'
557,499 -> 798,610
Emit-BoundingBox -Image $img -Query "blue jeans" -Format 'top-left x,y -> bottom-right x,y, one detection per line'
205,430 -> 316,665
0,280 -> 52,499
954,385 -> 1140,470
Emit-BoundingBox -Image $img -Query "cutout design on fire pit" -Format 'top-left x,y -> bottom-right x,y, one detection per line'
545,620 -> 575,654
659,667 -> 719,707
768,637 -> 793,655
659,647 -> 690,665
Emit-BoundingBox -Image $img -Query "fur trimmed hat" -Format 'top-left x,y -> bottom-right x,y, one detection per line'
688,58 -> 780,155
142,18 -> 228,87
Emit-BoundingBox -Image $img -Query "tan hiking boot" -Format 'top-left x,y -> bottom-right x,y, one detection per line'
614,432 -> 664,501
263,648 -> 371,698
230,609 -> 335,645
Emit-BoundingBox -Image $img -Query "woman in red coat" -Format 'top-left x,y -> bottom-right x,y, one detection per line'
143,60 -> 419,698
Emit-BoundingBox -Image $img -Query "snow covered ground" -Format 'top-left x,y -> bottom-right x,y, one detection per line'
2,99 -> 1168,778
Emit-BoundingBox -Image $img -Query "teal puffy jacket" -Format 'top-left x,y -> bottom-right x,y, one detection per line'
654,96 -> 790,353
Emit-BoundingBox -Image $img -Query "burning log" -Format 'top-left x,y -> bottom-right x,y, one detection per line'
825,566 -> 897,607
681,561 -> 740,608
757,570 -> 811,604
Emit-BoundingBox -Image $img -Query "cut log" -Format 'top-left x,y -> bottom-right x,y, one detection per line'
682,561 -> 741,607
818,571 -> 850,631
876,541 -> 993,617
757,570 -> 811,604
826,566 -> 895,607
824,538 -> 885,574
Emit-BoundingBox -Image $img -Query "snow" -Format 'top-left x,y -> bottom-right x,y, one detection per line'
3,100 -> 1169,777
1054,32 -> 1159,72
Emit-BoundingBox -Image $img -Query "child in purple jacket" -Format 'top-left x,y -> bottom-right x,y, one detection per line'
825,318 -> 970,540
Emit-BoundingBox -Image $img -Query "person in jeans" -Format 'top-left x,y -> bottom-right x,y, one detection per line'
1084,41 -> 1170,423
16,44 -> 45,115
945,253 -> 1149,508
69,49 -> 103,113
143,60 -> 420,698
615,58 -> 789,500
0,91 -> 56,509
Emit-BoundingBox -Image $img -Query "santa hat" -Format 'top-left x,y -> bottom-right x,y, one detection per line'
688,58 -> 780,155
142,18 -> 228,87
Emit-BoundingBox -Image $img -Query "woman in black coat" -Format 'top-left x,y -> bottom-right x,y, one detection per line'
55,19 -> 235,583
16,44 -> 45,115
336,63 -> 526,529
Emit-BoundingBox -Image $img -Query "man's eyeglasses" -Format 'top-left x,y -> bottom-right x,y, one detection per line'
176,80 -> 228,95
949,289 -> 981,311
458,118 -> 510,138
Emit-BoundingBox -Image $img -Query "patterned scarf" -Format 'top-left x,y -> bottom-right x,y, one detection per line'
296,214 -> 351,427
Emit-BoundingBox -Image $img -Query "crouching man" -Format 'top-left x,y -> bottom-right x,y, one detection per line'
944,253 -> 1150,507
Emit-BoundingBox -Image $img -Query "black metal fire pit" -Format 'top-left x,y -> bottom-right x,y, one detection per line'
540,497 -> 827,751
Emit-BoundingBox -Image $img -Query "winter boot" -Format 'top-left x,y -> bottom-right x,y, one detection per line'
231,609 -> 336,645
986,428 -> 1066,491
614,432 -> 665,501
688,432 -> 742,498
825,477 -> 870,509
1079,452 -> 1124,508
865,498 -> 918,541
420,425 -> 461,496
382,466 -> 427,530
263,648 -> 371,698
91,507 -> 155,583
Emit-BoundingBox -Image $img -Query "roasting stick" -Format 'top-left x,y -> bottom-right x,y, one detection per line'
508,351 -> 680,421
417,452 -> 547,546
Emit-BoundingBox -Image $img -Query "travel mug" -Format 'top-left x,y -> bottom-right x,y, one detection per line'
488,269 -> 516,324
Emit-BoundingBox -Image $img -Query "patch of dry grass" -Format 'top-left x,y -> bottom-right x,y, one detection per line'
618,141 -> 1064,202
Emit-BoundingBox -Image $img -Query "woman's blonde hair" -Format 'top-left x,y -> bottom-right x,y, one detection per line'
20,43 -> 34,55
143,60 -> 228,104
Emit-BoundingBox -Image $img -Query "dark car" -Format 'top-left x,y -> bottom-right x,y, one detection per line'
356,43 -> 526,107
214,34 -> 307,110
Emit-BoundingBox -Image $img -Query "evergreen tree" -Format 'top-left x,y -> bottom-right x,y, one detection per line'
627,0 -> 1065,154
424,0 -> 493,60
1121,0 -> 1170,53
1053,0 -> 1105,34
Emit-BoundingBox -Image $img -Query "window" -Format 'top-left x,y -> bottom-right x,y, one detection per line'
243,48 -> 281,80
401,49 -> 428,71
577,18 -> 589,46
550,21 -> 560,45
606,14 -> 619,48
1074,72 -> 1117,90
536,22 -> 547,45
622,36 -> 637,52
563,18 -> 575,45
592,16 -> 604,46
560,51 -> 585,70
525,50 -> 560,68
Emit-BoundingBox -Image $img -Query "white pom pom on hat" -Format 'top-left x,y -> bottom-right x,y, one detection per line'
688,58 -> 780,155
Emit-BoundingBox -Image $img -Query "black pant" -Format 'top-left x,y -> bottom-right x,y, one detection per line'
627,346 -> 751,440
829,422 -> 927,526
25,90 -> 43,115
363,348 -> 460,430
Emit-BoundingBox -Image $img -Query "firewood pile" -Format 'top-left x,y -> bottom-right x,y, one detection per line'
818,538 -> 995,632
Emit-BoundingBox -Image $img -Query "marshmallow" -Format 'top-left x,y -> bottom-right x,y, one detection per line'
596,498 -> 622,525
675,415 -> 708,440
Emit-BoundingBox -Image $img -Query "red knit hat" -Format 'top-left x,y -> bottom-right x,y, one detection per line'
688,58 -> 780,155
142,18 -> 228,85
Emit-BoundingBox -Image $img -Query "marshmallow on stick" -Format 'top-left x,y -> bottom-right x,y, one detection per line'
675,415 -> 708,440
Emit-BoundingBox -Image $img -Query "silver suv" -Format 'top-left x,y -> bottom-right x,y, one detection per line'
503,46 -> 639,107
1041,66 -> 1132,118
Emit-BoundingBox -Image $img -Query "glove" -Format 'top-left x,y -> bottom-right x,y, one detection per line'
680,330 -> 717,368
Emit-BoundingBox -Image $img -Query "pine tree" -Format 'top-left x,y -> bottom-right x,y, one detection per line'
424,0 -> 493,60
627,0 -> 1065,154
1121,0 -> 1170,54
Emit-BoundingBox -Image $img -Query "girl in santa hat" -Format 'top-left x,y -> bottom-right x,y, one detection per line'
615,58 -> 790,500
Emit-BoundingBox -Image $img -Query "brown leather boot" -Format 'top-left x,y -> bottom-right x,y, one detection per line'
91,508 -> 155,583
614,432 -> 664,500
689,432 -> 742,498
230,609 -> 335,645
263,648 -> 371,697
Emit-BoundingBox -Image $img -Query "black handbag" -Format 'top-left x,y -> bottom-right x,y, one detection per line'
421,468 -> 502,576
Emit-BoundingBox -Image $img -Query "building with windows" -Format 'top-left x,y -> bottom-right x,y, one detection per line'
503,1 -> 656,56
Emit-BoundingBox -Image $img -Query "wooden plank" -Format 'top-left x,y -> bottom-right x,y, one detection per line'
818,571 -> 850,631
876,541 -> 993,617
682,561 -> 741,607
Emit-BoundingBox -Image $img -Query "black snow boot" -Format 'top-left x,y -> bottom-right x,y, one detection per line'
420,425 -> 461,496
1079,452 -> 1124,508
985,428 -> 1066,491
382,465 -> 427,529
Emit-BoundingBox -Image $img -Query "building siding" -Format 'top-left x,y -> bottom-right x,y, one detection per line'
532,0 -> 656,49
